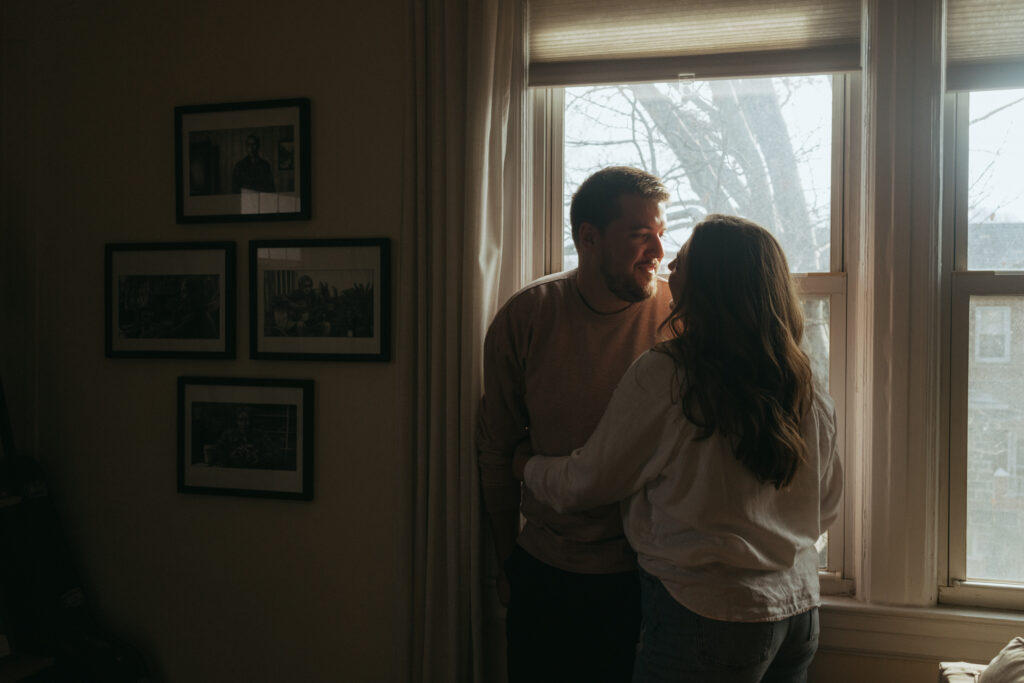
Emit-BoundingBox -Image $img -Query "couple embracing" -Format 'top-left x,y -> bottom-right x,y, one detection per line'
478,167 -> 841,683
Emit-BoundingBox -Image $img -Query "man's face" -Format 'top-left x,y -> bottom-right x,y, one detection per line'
246,136 -> 259,157
592,194 -> 667,302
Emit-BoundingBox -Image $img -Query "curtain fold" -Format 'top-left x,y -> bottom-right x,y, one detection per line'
403,0 -> 524,681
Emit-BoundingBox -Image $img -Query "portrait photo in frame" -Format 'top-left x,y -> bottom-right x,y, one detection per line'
178,377 -> 314,500
249,238 -> 391,361
175,98 -> 311,223
105,242 -> 236,359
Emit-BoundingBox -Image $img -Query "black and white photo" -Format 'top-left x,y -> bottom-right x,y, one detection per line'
262,268 -> 374,339
105,242 -> 236,358
178,377 -> 314,500
250,238 -> 391,361
175,98 -> 311,222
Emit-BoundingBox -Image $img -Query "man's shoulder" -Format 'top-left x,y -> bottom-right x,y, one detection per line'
516,269 -> 576,296
498,270 -> 576,313
484,271 -> 576,343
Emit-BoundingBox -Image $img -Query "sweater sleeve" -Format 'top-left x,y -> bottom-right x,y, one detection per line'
524,351 -> 675,513
477,303 -> 529,513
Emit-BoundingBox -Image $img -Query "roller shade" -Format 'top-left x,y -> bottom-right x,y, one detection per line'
947,0 -> 1024,91
528,0 -> 862,87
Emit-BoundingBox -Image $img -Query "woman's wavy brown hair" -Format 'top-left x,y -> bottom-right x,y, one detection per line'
659,214 -> 813,489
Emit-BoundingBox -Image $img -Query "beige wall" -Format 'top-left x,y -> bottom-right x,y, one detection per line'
2,1 -> 410,681
0,2 -> 969,682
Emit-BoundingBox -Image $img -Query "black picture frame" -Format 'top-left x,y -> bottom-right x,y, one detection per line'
105,242 -> 236,359
175,98 -> 311,223
178,376 -> 314,500
249,238 -> 391,361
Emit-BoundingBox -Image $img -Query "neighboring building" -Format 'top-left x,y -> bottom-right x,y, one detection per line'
966,223 -> 1024,583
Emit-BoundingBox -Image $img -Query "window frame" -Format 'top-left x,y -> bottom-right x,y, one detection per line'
510,1 -> 1024,664
942,88 -> 1024,610
529,72 -> 857,592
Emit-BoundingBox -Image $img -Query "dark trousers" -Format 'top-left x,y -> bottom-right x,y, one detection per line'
505,545 -> 641,683
633,568 -> 819,683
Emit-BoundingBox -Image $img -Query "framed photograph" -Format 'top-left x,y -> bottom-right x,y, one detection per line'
175,98 -> 311,223
178,377 -> 314,500
249,238 -> 391,361
105,242 -> 236,359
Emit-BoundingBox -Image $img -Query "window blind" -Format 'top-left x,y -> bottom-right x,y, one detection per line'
947,0 -> 1024,91
528,0 -> 862,87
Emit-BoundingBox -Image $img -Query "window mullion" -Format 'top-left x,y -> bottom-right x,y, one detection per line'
948,272 -> 972,583
547,89 -> 564,275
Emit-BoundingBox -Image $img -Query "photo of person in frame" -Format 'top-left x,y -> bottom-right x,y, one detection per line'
263,269 -> 374,339
187,125 -> 295,197
117,274 -> 220,340
231,133 -> 275,194
192,402 -> 298,471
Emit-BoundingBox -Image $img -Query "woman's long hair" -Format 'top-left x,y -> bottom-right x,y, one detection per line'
660,214 -> 813,489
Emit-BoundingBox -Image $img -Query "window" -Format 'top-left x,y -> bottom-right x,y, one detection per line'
974,305 -> 1011,363
946,88 -> 1024,605
530,72 -> 853,586
517,0 -> 1024,663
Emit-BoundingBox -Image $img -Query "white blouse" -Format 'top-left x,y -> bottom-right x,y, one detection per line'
524,349 -> 843,622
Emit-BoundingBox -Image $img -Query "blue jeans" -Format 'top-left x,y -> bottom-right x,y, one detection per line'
633,569 -> 819,683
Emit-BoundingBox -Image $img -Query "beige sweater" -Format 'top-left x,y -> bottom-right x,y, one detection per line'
477,269 -> 671,573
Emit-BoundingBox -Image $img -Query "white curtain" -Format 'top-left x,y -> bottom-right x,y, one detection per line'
402,0 -> 524,681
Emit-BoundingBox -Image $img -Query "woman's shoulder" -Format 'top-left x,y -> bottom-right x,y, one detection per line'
637,343 -> 679,371
806,385 -> 838,441
810,385 -> 836,417
619,345 -> 683,394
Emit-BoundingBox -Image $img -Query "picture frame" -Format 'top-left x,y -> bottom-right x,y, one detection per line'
249,238 -> 391,361
178,377 -> 314,500
175,98 -> 311,223
105,242 -> 236,359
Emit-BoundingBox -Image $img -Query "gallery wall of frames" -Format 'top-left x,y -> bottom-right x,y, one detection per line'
104,97 -> 391,501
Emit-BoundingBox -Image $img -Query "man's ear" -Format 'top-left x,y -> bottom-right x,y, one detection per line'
578,222 -> 600,255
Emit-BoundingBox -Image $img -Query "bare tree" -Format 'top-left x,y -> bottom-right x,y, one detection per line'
563,77 -> 833,384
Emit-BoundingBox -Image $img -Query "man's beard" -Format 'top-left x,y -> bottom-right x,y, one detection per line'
599,261 -> 657,302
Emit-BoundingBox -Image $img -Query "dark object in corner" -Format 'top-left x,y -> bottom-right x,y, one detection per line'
0,379 -> 149,682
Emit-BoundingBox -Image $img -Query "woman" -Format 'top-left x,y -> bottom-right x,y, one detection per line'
515,214 -> 843,682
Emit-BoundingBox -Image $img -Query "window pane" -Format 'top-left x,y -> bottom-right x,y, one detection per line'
815,532 -> 829,570
801,295 -> 830,394
967,89 -> 1024,271
801,294 -> 831,569
563,76 -> 833,274
966,295 -> 1024,583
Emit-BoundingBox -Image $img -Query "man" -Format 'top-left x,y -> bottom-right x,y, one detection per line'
167,276 -> 218,339
477,166 -> 672,682
231,134 -> 275,193
210,407 -> 274,468
283,275 -> 332,337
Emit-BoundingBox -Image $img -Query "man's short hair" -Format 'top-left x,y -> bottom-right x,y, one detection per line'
569,166 -> 669,247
